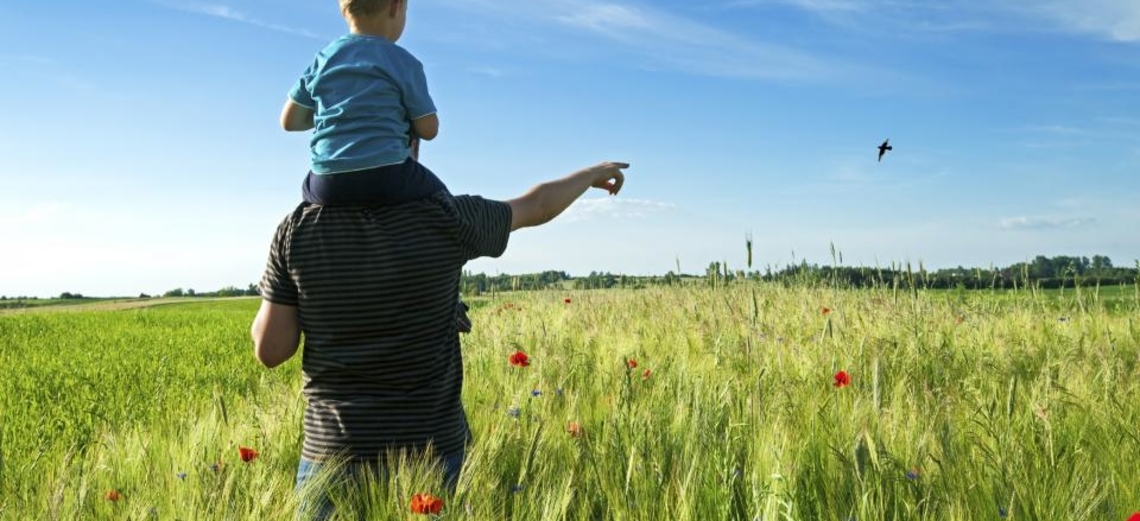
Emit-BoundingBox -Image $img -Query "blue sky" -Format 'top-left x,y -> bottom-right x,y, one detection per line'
2,0 -> 1138,297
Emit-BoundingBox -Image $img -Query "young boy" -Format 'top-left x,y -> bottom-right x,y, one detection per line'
280,0 -> 445,206
281,0 -> 473,331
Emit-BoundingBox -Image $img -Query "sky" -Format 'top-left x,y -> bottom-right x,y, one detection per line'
1,0 -> 1138,297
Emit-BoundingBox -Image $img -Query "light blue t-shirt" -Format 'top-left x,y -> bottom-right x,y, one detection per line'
290,34 -> 436,175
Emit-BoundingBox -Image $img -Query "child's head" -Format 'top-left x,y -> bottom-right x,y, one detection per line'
340,0 -> 407,41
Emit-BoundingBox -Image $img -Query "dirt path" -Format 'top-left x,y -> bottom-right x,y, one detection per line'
0,297 -> 257,315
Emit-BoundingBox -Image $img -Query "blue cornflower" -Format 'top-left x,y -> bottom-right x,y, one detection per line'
905,470 -> 918,480
555,388 -> 564,396
176,472 -> 187,480
510,484 -> 525,494
999,507 -> 1008,518
531,389 -> 542,397
507,406 -> 521,418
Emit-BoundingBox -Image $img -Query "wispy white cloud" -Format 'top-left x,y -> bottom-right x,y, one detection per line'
549,1 -> 839,81
468,66 -> 505,78
160,2 -> 326,40
747,0 -> 1140,42
562,197 -> 676,222
1024,0 -> 1140,42
429,0 -> 867,82
725,0 -> 863,14
999,216 -> 1097,230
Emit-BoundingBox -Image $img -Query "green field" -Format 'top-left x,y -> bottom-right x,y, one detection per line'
2,285 -> 1138,520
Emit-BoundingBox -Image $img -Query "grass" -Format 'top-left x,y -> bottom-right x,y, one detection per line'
1,285 -> 1137,520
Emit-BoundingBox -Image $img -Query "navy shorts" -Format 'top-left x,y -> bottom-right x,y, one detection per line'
302,158 -> 448,206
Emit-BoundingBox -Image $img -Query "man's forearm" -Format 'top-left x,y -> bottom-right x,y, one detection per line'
526,170 -> 597,227
509,161 -> 627,231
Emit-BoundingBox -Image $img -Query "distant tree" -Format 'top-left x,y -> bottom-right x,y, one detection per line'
59,292 -> 83,300
139,293 -> 151,299
163,288 -> 185,298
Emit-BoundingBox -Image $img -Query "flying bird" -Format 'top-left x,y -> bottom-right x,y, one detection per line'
877,139 -> 892,162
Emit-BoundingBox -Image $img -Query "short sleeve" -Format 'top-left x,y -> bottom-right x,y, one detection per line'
288,64 -> 316,109
402,57 -> 436,120
452,195 -> 511,261
258,214 -> 299,305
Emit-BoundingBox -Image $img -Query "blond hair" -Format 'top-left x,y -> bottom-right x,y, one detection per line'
339,0 -> 396,18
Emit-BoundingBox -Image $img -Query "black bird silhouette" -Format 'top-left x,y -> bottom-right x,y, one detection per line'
877,139 -> 892,162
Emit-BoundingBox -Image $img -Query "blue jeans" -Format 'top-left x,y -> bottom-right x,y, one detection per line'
294,451 -> 464,521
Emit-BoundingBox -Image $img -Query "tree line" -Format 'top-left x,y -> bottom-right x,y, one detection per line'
457,254 -> 1138,293
4,255 -> 1136,304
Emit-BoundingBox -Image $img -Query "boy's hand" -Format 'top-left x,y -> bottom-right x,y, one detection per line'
585,161 -> 628,195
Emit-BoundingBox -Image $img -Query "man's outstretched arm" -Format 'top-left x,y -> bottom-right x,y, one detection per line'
507,161 -> 628,231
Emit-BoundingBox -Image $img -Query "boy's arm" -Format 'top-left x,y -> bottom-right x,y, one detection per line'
280,99 -> 315,131
411,113 -> 439,141
507,161 -> 629,232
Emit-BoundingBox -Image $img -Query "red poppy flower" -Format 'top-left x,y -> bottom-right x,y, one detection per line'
238,446 -> 259,463
834,370 -> 850,388
1127,512 -> 1140,521
567,421 -> 585,438
105,490 -> 121,502
564,298 -> 571,304
821,306 -> 831,315
410,493 -> 443,514
508,350 -> 530,367
626,359 -> 638,369
641,368 -> 652,380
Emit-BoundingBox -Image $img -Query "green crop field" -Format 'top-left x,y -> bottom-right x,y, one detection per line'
2,285 -> 1138,520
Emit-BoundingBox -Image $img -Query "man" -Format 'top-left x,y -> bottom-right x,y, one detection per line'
250,160 -> 628,519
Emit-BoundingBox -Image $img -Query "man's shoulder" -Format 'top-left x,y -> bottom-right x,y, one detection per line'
272,203 -> 314,231
450,194 -> 507,217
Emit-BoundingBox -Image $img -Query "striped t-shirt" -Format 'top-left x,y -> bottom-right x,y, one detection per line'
259,193 -> 511,462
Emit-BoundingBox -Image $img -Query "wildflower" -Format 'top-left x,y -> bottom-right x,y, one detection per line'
531,389 -> 542,397
176,472 -> 187,481
567,421 -> 585,438
821,306 -> 831,315
834,370 -> 851,388
409,493 -> 443,515
905,469 -> 919,480
510,484 -> 526,494
641,368 -> 652,380
507,406 -> 521,418
1127,513 -> 1140,521
998,506 -> 1008,518
105,489 -> 121,502
555,388 -> 564,396
564,298 -> 571,304
508,350 -> 530,367
238,446 -> 259,463
626,358 -> 638,369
